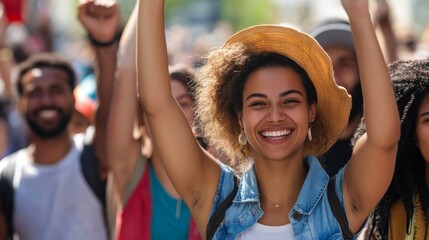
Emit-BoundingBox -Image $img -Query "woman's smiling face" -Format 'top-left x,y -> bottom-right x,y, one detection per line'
239,66 -> 315,162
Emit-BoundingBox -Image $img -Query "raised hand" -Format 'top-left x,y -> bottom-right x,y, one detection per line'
77,0 -> 120,43
375,0 -> 391,25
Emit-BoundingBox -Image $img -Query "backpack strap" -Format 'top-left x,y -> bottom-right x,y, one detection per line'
0,156 -> 17,239
206,176 -> 238,240
80,127 -> 106,206
328,176 -> 354,240
80,144 -> 107,206
80,143 -> 108,236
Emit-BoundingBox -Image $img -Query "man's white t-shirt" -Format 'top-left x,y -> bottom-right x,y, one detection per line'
9,141 -> 107,240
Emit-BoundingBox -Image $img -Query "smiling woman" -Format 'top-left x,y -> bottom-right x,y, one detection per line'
196,47 -> 337,168
136,0 -> 400,239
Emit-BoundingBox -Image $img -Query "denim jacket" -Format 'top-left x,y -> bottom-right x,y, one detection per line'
210,155 -> 355,240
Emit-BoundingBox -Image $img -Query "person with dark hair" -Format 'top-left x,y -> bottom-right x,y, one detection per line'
352,59 -> 429,240
136,0 -> 400,239
0,52 -> 109,239
0,0 -> 119,239
14,53 -> 77,96
168,65 -> 197,128
106,4 -> 201,239
311,19 -> 364,176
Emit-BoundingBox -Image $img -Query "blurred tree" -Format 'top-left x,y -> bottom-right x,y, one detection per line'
219,0 -> 274,30
166,0 -> 198,18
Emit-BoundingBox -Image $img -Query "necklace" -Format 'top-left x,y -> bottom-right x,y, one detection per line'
260,192 -> 299,208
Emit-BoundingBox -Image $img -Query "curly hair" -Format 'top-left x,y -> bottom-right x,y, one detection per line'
352,59 -> 429,239
194,43 -> 317,171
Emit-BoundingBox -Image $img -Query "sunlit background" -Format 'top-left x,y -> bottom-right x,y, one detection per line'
3,0 -> 428,74
18,0 -> 425,46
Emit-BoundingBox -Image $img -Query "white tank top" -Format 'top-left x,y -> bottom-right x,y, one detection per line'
237,222 -> 295,240
12,142 -> 107,240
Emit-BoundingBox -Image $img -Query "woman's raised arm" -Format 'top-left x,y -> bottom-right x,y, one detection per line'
136,0 -> 221,232
341,0 -> 400,233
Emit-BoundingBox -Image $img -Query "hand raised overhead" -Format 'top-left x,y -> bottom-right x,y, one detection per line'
77,0 -> 120,43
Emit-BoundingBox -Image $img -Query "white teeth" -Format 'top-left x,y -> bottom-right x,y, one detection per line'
261,130 -> 291,137
39,110 -> 58,118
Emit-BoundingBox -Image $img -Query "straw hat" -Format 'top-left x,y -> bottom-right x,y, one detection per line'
224,24 -> 352,157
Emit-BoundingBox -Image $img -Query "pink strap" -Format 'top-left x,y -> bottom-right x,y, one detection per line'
189,218 -> 202,240
117,165 -> 151,240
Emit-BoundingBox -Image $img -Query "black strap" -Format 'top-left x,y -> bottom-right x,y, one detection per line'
328,176 -> 354,240
0,156 -> 17,239
80,144 -> 108,237
88,34 -> 118,47
80,144 -> 106,206
206,176 -> 238,240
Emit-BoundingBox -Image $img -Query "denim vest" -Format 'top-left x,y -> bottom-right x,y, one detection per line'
210,155 -> 354,240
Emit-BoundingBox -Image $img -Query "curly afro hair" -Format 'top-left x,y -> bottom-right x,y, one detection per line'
194,43 -> 317,172
352,59 -> 429,239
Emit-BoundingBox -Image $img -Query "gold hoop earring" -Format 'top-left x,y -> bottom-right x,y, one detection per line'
239,132 -> 247,145
308,128 -> 312,141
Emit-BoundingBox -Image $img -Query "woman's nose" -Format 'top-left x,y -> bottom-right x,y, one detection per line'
266,105 -> 285,122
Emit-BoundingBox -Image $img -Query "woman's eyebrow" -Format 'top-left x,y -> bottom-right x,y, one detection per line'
418,111 -> 429,119
280,89 -> 303,97
246,89 -> 303,101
